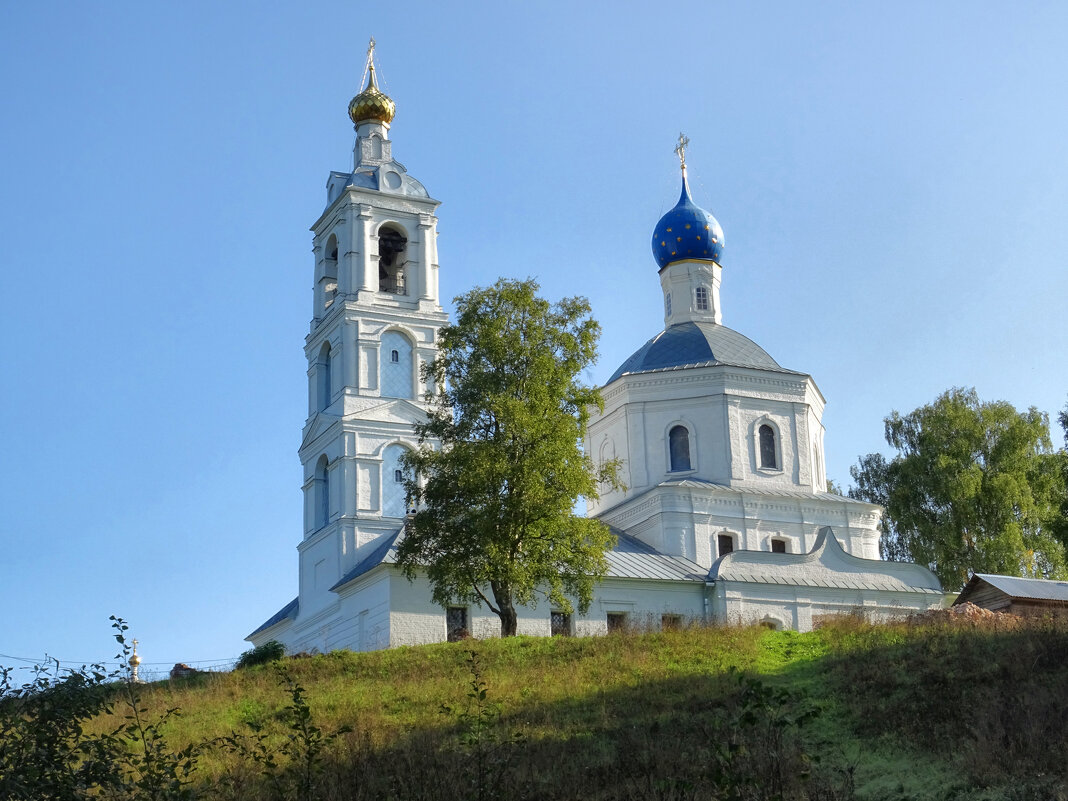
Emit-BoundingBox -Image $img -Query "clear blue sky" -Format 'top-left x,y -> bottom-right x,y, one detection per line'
2,2 -> 1066,674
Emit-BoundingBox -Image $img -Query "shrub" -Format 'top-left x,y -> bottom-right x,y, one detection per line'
235,641 -> 285,670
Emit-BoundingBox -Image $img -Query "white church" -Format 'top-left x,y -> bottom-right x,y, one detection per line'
248,51 -> 942,654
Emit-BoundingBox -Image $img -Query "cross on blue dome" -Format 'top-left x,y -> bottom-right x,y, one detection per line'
651,165 -> 724,270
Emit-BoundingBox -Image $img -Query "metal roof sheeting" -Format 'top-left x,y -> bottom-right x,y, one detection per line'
328,524 -> 707,592
604,528 -> 706,582
970,573 -> 1068,602
709,527 -> 943,594
331,528 -> 403,591
248,596 -> 299,638
608,321 -> 800,382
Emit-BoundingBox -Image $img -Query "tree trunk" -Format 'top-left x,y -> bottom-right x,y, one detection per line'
499,603 -> 518,637
490,581 -> 518,636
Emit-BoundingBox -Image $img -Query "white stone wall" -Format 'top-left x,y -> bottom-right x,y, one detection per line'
710,581 -> 942,631
383,569 -> 709,645
599,483 -> 882,570
587,365 -> 828,518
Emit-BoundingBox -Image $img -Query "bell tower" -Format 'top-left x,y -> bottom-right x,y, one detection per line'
296,41 -> 447,617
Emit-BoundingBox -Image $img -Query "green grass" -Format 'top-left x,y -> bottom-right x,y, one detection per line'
43,615 -> 1068,799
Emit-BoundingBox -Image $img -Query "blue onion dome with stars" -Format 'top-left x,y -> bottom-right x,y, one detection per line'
652,136 -> 724,269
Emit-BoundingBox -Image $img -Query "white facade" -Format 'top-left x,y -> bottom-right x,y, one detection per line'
248,66 -> 942,654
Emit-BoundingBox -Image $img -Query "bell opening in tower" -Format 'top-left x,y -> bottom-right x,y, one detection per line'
378,226 -> 408,295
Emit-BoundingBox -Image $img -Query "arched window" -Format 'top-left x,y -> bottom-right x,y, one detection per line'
771,538 -> 787,553
369,134 -> 384,160
695,286 -> 709,311
378,225 -> 408,295
382,444 -> 410,518
381,331 -> 413,399
669,425 -> 691,472
316,342 -> 332,412
315,455 -> 330,529
759,424 -> 777,469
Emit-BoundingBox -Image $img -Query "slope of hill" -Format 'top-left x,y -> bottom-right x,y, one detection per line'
4,612 -> 1067,800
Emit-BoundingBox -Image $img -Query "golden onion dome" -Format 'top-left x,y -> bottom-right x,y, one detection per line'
348,62 -> 395,126
128,653 -> 142,667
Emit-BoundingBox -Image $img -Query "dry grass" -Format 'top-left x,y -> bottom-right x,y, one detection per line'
10,615 -> 1068,800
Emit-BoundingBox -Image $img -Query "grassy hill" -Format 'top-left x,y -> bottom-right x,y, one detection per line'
5,613 -> 1068,800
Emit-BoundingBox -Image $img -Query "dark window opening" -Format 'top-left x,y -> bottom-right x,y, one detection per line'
771,538 -> 787,553
391,349 -> 399,363
316,342 -> 332,412
551,611 -> 571,637
661,614 -> 682,631
446,607 -> 468,642
315,455 -> 329,530
378,228 -> 408,295
607,612 -> 627,633
322,235 -> 339,310
759,424 -> 778,469
394,469 -> 403,483
669,425 -> 691,472
717,534 -> 734,557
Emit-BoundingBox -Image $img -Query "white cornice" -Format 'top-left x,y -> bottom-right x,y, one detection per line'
311,187 -> 441,233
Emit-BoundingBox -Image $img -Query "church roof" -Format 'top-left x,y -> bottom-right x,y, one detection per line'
605,528 -> 706,582
331,528 -> 404,591
607,321 -> 799,383
709,527 -> 943,594
327,524 -> 706,592
248,596 -> 299,639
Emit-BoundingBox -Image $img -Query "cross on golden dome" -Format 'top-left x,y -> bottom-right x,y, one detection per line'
674,132 -> 690,170
348,36 -> 396,126
361,36 -> 376,89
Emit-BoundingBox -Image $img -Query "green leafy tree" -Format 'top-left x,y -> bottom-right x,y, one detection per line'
398,278 -> 621,636
850,387 -> 1067,589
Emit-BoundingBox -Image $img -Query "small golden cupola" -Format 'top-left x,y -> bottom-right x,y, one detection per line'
348,40 -> 395,127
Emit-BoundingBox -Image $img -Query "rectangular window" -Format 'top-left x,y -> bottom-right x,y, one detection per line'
551,610 -> 571,637
771,539 -> 787,553
717,534 -> 734,557
695,286 -> 709,311
446,606 -> 468,642
607,612 -> 627,633
661,614 -> 682,631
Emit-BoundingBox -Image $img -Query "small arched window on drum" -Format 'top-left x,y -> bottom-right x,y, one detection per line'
759,424 -> 778,470
669,425 -> 691,472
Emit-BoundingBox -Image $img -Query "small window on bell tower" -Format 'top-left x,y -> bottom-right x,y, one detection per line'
665,292 -> 672,317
